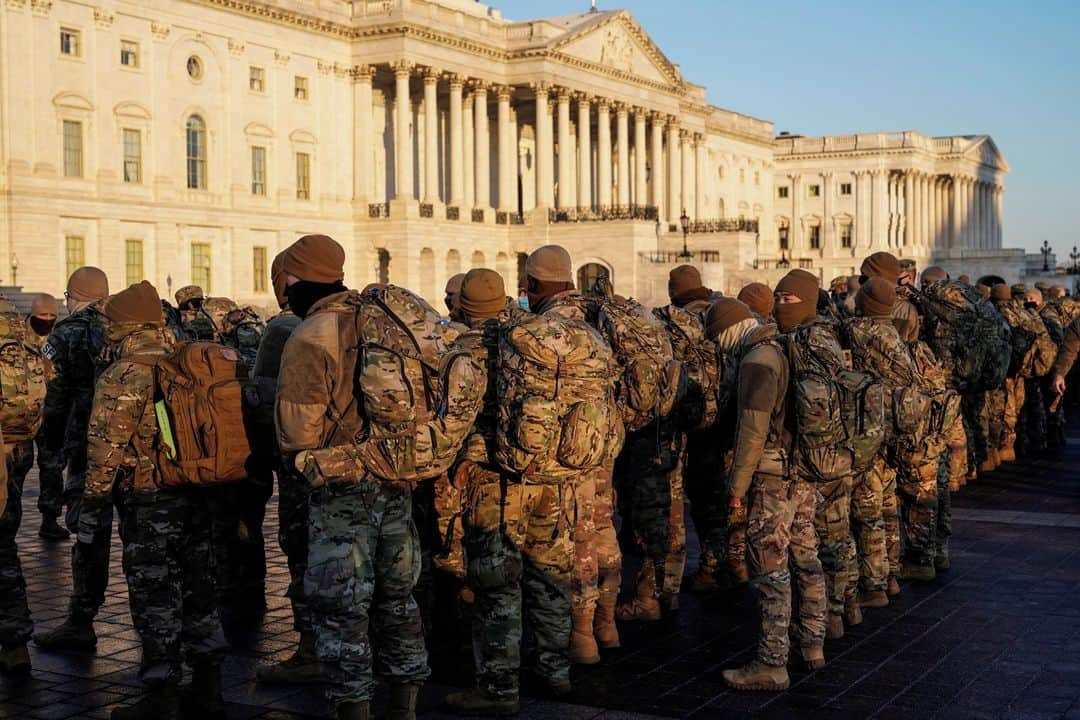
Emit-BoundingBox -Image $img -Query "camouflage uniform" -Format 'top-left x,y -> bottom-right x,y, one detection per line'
0,440 -> 35,651
1040,302 -> 1067,447
812,475 -> 858,620
78,325 -> 226,687
851,455 -> 892,593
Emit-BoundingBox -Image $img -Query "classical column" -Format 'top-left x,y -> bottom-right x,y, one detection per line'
982,183 -> 992,249
633,108 -> 647,207
929,177 -> 940,248
556,89 -> 572,211
392,61 -> 414,200
822,172 -> 833,251
694,134 -> 705,220
596,99 -> 612,209
576,95 -> 592,210
616,103 -> 629,208
871,169 -> 887,247
667,119 -> 680,223
789,173 -> 802,250
920,172 -> 930,248
961,177 -> 973,248
473,82 -> 490,209
422,68 -> 440,203
994,186 -> 1004,248
448,75 -> 464,207
352,65 -> 373,203
496,86 -> 514,212
855,171 -> 869,248
680,131 -> 694,219
650,112 -> 665,218
948,175 -> 960,248
463,92 -> 474,209
532,83 -> 553,209
902,171 -> 915,247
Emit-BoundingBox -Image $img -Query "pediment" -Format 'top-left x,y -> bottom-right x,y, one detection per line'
551,11 -> 682,88
965,136 -> 1009,172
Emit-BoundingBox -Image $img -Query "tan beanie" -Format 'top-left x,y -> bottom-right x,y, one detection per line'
104,281 -> 164,325
459,269 -> 506,320
705,297 -> 752,340
737,282 -> 775,318
668,265 -> 703,298
282,234 -> 346,283
271,251 -> 289,309
525,245 -> 573,283
67,266 -> 109,303
958,274 -> 971,284
1051,286 -> 1066,298
977,284 -> 991,300
856,277 -> 897,318
921,266 -> 948,285
445,273 -> 466,295
775,269 -> 819,303
861,252 -> 901,284
30,293 -> 58,318
991,283 -> 1012,301
175,285 -> 204,306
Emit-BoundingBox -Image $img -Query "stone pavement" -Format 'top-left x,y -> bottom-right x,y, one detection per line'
3,430 -> 1080,720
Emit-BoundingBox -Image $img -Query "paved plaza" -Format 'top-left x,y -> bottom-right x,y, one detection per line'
2,428 -> 1079,720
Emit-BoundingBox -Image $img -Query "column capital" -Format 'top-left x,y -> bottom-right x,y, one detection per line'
494,84 -> 513,101
390,60 -> 414,76
666,114 -> 679,128
647,109 -> 664,122
596,97 -> 611,112
613,101 -> 629,116
469,78 -> 490,92
554,86 -> 573,102
693,132 -> 705,145
422,66 -> 440,84
575,93 -> 592,109
529,81 -> 552,96
351,64 -> 374,82
679,128 -> 691,142
445,72 -> 465,89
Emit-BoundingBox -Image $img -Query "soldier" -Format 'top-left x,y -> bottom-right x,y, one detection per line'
1020,288 -> 1057,454
861,252 -> 919,341
710,289 -> 824,691
174,284 -> 204,331
276,235 -> 428,720
737,281 -> 775,324
79,281 -> 227,720
0,422 -> 27,676
1050,314 -> 1080,396
445,272 -> 466,321
443,268 -> 577,714
34,267 -> 112,652
990,283 -> 1034,462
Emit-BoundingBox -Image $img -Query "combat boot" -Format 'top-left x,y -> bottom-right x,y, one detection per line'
935,547 -> 951,572
387,682 -> 421,720
594,594 -> 621,649
180,661 -> 224,720
0,644 -> 31,676
570,608 -> 600,664
844,597 -> 863,626
825,613 -> 845,640
444,688 -> 520,716
34,614 -> 97,650
38,516 -> 70,540
722,661 -> 790,691
898,561 -> 935,582
802,645 -> 826,671
256,631 -> 324,684
111,686 -> 181,720
887,576 -> 901,596
858,589 -> 889,608
615,562 -> 661,622
683,565 -> 719,594
660,591 -> 679,614
337,701 -> 370,720
998,444 -> 1016,463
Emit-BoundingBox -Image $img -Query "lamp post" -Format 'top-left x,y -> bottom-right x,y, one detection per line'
1041,240 -> 1052,273
1070,246 -> 1079,275
678,209 -> 692,261
166,273 -> 173,296
9,254 -> 18,286
777,227 -> 790,269
654,218 -> 661,257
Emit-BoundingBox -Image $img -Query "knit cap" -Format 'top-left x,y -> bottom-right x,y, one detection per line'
525,245 -> 573,283
282,235 -> 346,283
855,277 -> 897,318
445,273 -> 466,295
705,297 -> 752,341
991,283 -> 1012,301
861,252 -> 901,284
775,269 -> 819,303
668,265 -> 703,298
737,282 -> 774,318
67,266 -> 109,302
459,269 -> 506,319
104,281 -> 164,324
271,251 -> 289,309
30,293 -> 58,318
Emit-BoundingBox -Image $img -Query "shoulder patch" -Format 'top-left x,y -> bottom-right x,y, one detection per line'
41,342 -> 57,360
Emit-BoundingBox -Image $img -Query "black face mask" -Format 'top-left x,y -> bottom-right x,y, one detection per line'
286,280 -> 346,319
1024,301 -> 1039,311
30,317 -> 55,337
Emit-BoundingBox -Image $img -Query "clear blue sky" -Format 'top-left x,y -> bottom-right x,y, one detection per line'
491,0 -> 1079,256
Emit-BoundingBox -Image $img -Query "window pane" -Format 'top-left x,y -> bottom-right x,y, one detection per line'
296,152 -> 310,200
191,243 -> 212,292
60,29 -> 79,56
251,146 -> 266,195
252,247 -> 267,293
294,76 -> 309,100
120,40 -> 139,67
65,236 -> 85,278
63,120 -> 83,177
125,239 -> 144,283
123,128 -> 141,183
249,67 -> 264,92
186,116 -> 206,189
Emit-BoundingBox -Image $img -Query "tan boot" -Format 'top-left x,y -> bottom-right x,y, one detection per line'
887,575 -> 902,595
594,595 -> 621,649
615,562 -> 661,622
998,444 -> 1016,463
858,589 -> 889,608
387,683 -> 421,720
898,561 -> 935,582
722,660 -> 790,691
570,609 -> 600,665
443,689 -> 520,716
802,645 -> 826,671
844,597 -> 863,626
825,613 -> 844,640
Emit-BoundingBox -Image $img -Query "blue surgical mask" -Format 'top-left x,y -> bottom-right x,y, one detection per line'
518,296 -> 530,312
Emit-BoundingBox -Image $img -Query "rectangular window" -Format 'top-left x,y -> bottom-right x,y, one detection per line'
777,186 -> 789,199
840,182 -> 853,196
251,146 -> 266,196
60,28 -> 80,56
809,225 -> 821,250
64,235 -> 85,278
191,242 -> 212,293
63,120 -> 83,177
120,40 -> 139,67
125,239 -> 144,283
122,128 -> 141,183
252,247 -> 268,293
296,152 -> 311,200
840,224 -> 853,249
294,76 -> 309,100
808,184 -> 821,198
249,66 -> 265,92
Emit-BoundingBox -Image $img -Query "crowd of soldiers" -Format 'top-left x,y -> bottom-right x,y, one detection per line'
1,237 -> 1078,720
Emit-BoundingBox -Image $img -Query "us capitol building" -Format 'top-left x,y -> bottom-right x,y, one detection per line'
0,0 -> 1017,307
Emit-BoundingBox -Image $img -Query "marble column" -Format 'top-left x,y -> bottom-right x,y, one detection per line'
856,171 -> 869,248
948,176 -> 959,249
920,172 -> 930,248
463,92 -> 474,209
352,65 -> 373,202
871,170 -> 887,247
667,120 -> 680,223
448,75 -> 464,207
983,183 -> 992,249
497,86 -> 514,212
633,108 -> 646,207
694,134 -> 705,220
680,131 -> 693,219
650,113 -> 665,218
392,61 -> 413,200
903,171 -> 915,247
556,89 -> 572,211
577,95 -> 592,210
616,103 -> 629,208
533,83 -> 553,209
822,172 -> 833,251
789,173 -> 802,250
422,69 -> 439,203
473,82 -> 490,209
994,186 -> 1004,248
597,99 -> 612,209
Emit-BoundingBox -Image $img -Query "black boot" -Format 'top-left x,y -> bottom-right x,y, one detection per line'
38,516 -> 71,540
0,644 -> 31,676
111,686 -> 181,720
181,661 -> 224,720
34,615 -> 97,650
338,701 -> 370,720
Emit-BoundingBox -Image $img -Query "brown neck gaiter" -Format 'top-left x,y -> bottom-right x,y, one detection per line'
774,300 -> 815,333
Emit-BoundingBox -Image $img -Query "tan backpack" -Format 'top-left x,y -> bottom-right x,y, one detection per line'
0,302 -> 51,442
653,304 -> 721,431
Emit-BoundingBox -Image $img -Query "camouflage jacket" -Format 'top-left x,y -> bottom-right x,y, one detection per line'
534,290 -> 592,323
251,309 -> 302,435
728,323 -> 788,498
1040,303 -> 1066,346
891,297 -> 920,341
1052,316 -> 1080,379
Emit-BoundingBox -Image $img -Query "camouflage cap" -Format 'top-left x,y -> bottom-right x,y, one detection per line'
175,285 -> 204,306
829,276 -> 848,293
30,293 -> 58,318
1010,283 -> 1027,299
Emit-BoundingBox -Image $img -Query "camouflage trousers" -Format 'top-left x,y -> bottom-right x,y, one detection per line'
850,455 -> 894,593
207,472 -> 273,614
412,475 -> 469,657
985,388 -> 1006,454
934,454 -> 952,565
68,495 -> 117,621
572,459 -> 621,611
119,489 -> 227,687
1001,376 -> 1026,453
624,429 -> 687,597
276,462 -> 312,635
747,473 -> 825,665
0,441 -> 34,649
459,463 -> 573,698
305,480 -> 429,707
32,430 -> 64,519
683,435 -> 744,584
895,440 -> 944,569
811,475 -> 857,618
961,391 -> 989,470
1021,378 -> 1047,456
943,413 -> 969,491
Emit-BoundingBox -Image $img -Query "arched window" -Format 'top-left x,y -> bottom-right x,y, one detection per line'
577,263 -> 610,293
186,115 -> 207,189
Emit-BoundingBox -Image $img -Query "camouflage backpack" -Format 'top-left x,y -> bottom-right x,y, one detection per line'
1017,308 -> 1058,378
495,311 -> 624,482
919,280 -> 1010,392
908,339 -> 962,438
591,296 -> 682,432
784,321 -> 885,479
653,304 -> 721,431
0,299 -> 51,442
186,297 -> 238,341
221,306 -> 265,369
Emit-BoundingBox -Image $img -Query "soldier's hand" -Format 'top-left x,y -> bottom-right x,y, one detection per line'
1053,374 -> 1066,396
